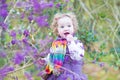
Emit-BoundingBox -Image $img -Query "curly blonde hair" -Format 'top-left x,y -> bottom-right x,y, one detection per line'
50,12 -> 78,35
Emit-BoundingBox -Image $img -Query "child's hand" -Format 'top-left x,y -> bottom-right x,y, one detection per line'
53,68 -> 61,76
66,34 -> 74,42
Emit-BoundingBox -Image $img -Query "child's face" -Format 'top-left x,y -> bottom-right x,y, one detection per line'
57,16 -> 74,38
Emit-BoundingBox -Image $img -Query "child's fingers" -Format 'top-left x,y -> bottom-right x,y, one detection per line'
53,68 -> 61,76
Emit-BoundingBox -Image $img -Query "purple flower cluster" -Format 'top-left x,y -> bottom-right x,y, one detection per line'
99,62 -> 104,67
11,39 -> 17,45
22,38 -> 28,44
32,0 -> 53,13
0,0 -> 8,30
10,30 -> 16,38
56,3 -> 61,8
10,30 -> 18,45
28,13 -> 33,22
0,65 -> 14,79
35,16 -> 49,27
23,29 -> 29,37
13,52 -> 24,65
0,22 -> 8,30
0,51 -> 6,58
0,0 -> 8,19
28,0 -> 55,27
40,1 -> 53,10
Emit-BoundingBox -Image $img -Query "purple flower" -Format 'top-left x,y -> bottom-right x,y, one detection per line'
7,66 -> 14,71
40,1 -> 53,10
13,52 -> 24,65
99,62 -> 104,67
0,0 -> 6,4
16,1 -> 22,7
40,2 -> 49,10
65,0 -> 69,2
92,59 -> 96,64
0,23 -> 8,30
48,1 -> 54,8
32,0 -> 41,13
10,30 -> 16,38
68,7 -> 73,11
0,4 -> 8,9
32,0 -> 54,13
28,14 -> 33,22
33,48 -> 38,54
16,1 -> 31,8
0,5 -> 8,18
56,3 -> 61,8
22,38 -> 28,44
25,44 -> 32,51
0,65 -> 14,79
24,72 -> 33,80
23,30 -> 29,37
11,39 -> 17,45
0,51 -> 6,58
29,0 -> 32,2
35,16 -> 49,27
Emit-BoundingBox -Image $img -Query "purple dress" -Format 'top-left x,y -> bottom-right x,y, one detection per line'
46,37 -> 88,80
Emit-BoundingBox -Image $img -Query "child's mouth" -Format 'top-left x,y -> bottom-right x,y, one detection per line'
64,32 -> 70,36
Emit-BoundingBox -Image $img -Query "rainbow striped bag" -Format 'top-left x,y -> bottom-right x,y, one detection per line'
45,39 -> 67,74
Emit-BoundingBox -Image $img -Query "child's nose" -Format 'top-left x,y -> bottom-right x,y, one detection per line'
64,26 -> 69,30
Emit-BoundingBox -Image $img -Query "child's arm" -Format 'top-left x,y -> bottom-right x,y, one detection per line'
67,37 -> 84,61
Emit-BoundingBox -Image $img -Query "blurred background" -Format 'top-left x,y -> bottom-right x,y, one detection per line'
0,0 -> 120,80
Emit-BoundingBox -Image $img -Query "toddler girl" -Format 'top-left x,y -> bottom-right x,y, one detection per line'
42,12 -> 87,80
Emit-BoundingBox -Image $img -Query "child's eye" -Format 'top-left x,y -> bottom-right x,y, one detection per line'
68,25 -> 71,27
60,26 -> 64,28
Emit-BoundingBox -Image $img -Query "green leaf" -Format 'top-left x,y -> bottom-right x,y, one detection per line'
116,60 -> 120,66
100,43 -> 106,50
5,33 -> 12,43
0,58 -> 5,68
17,34 -> 22,40
9,25 -> 13,29
99,12 -> 106,19
70,0 -> 74,2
